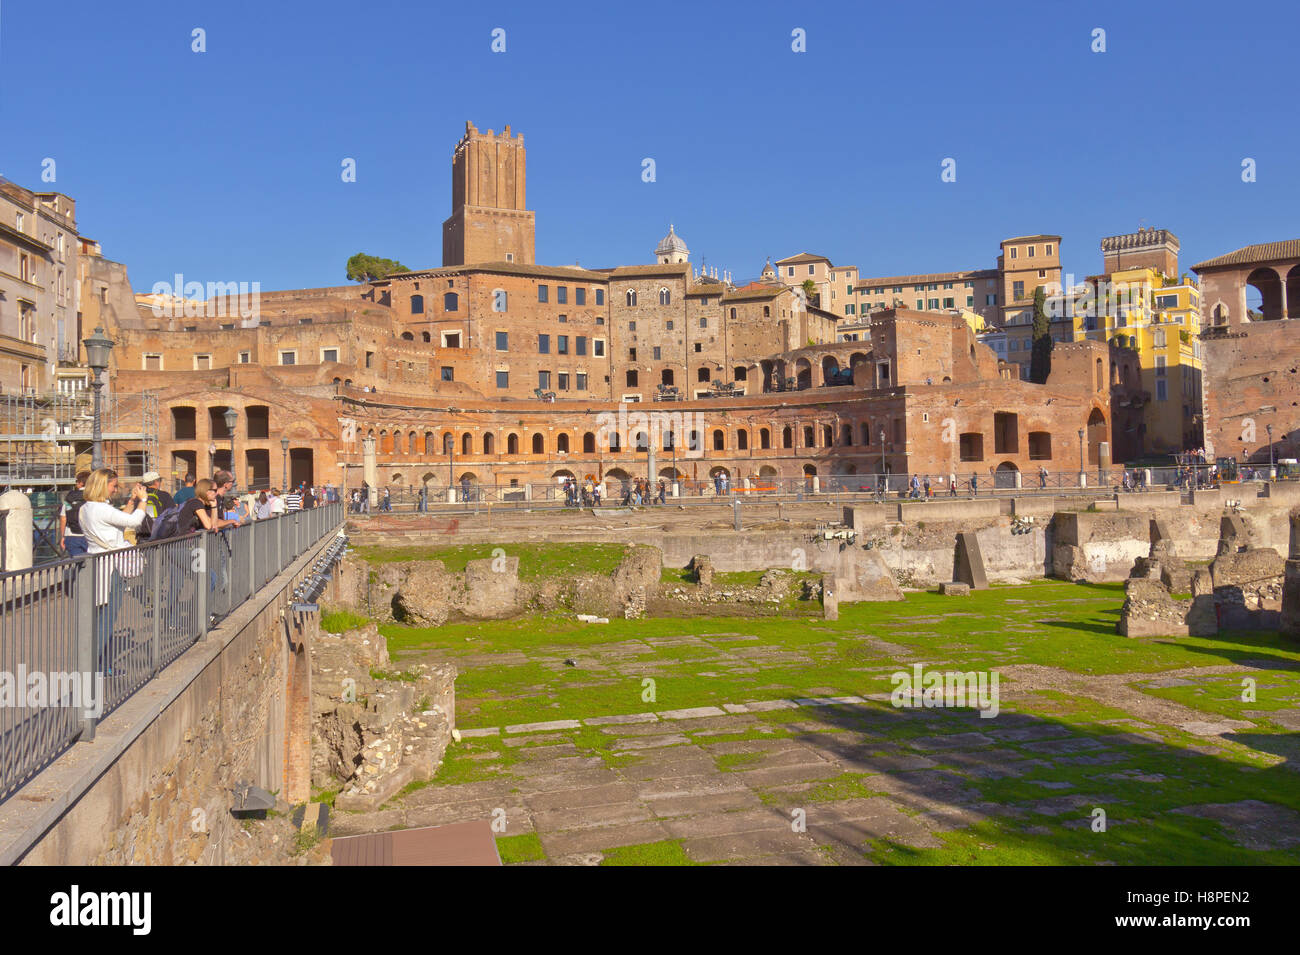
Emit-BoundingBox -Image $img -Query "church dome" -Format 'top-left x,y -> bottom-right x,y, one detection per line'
655,224 -> 690,263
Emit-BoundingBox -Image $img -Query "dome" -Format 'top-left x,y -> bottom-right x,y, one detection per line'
655,224 -> 690,262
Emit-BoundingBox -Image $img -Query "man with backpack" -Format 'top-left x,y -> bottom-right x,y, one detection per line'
59,470 -> 91,557
142,471 -> 175,520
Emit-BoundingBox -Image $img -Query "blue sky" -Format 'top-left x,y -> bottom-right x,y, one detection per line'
2,0 -> 1297,293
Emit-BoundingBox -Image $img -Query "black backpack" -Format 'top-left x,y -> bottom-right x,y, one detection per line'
149,503 -> 186,541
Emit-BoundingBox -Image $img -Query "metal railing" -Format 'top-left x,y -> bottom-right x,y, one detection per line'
346,464 -> 1272,514
0,501 -> 343,803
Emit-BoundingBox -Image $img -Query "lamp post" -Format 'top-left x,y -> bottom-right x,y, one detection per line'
280,436 -> 290,490
1078,428 -> 1086,486
1267,423 -> 1275,478
83,326 -> 114,470
223,407 -> 238,488
879,428 -> 886,481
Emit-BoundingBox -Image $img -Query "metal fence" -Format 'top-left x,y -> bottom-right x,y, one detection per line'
347,464 -> 1273,513
0,501 -> 342,803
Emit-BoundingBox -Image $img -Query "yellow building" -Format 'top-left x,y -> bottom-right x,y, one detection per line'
1072,264 -> 1203,454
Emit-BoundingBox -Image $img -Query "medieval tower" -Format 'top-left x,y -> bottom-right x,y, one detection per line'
441,121 -> 536,267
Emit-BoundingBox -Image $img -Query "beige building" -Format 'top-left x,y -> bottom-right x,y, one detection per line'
0,178 -> 82,395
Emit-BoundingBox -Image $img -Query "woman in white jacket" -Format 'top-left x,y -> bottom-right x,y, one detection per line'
79,468 -> 148,675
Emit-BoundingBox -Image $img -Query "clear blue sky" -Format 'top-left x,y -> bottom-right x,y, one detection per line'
2,0 -> 1296,293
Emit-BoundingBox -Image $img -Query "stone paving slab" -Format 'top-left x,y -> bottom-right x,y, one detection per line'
584,713 -> 659,726
538,820 -> 672,857
642,788 -> 762,818
458,727 -> 500,738
533,801 -> 655,833
681,828 -> 821,863
659,706 -> 728,720
610,733 -> 691,751
526,782 -> 643,812
505,719 -> 584,734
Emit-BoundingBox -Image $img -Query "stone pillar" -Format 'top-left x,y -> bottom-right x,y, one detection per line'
671,482 -> 679,498
1281,269 -> 1290,319
1280,507 -> 1300,640
1079,472 -> 1088,488
1013,471 -> 1022,489
361,434 -> 377,510
812,477 -> 820,494
0,490 -> 33,572
648,447 -> 656,483
524,483 -> 532,501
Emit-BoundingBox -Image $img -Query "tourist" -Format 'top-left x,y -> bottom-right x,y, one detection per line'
269,487 -> 287,516
173,472 -> 197,506
255,491 -> 272,520
79,468 -> 149,673
968,473 -> 978,498
59,469 -> 91,558
948,470 -> 957,498
923,474 -> 932,498
285,486 -> 303,511
380,487 -> 391,512
657,479 -> 667,504
417,484 -> 428,512
1039,465 -> 1048,489
142,471 -> 175,520
460,475 -> 471,503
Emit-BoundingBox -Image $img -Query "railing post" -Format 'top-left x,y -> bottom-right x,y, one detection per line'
197,532 -> 209,641
248,517 -> 257,596
75,557 -> 97,742
149,544 -> 162,676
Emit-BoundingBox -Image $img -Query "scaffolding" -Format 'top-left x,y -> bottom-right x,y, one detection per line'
0,391 -> 159,490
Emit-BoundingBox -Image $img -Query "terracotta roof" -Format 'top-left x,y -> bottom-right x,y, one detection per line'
855,268 -> 996,289
598,263 -> 692,278
1192,240 -> 1300,272
389,262 -> 609,281
722,285 -> 787,302
775,252 -> 832,265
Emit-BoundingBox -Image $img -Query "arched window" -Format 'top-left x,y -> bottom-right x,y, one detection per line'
841,424 -> 852,446
730,307 -> 737,320
626,289 -> 637,306
610,431 -> 622,452
734,366 -> 747,381
760,428 -> 771,449
658,287 -> 671,305
401,331 -> 414,341
532,433 -> 544,454
583,431 -> 595,453
444,291 -> 459,312
804,426 -> 815,447
823,424 -> 833,447
635,430 -> 649,451
557,433 -> 570,453
763,306 -> 770,317
422,331 -> 431,343
411,294 -> 424,314
712,429 -> 725,451
782,427 -> 793,449
409,431 -> 417,455
661,369 -> 674,385
737,429 -> 748,450
484,432 -> 496,454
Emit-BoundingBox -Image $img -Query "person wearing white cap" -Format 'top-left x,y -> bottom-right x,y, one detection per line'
141,470 -> 174,519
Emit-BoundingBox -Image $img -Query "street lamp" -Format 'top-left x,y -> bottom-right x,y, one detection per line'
1267,423 -> 1275,478
223,407 -> 238,487
879,428 -> 886,480
280,436 -> 290,490
83,326 -> 114,470
1078,428 -> 1086,485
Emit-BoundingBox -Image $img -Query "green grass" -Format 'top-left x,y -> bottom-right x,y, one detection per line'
599,839 -> 702,866
321,608 -> 370,634
344,567 -> 1300,865
496,832 -> 546,864
353,542 -> 630,578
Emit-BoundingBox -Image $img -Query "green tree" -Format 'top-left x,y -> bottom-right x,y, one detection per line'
346,253 -> 410,283
801,278 -> 818,306
1029,285 -> 1053,384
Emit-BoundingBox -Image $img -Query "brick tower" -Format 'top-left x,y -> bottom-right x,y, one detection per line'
441,121 -> 536,267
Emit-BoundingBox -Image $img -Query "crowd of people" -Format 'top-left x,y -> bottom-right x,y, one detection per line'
53,469 -> 340,676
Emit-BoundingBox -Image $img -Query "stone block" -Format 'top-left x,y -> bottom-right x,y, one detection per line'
939,582 -> 970,596
953,532 -> 988,590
